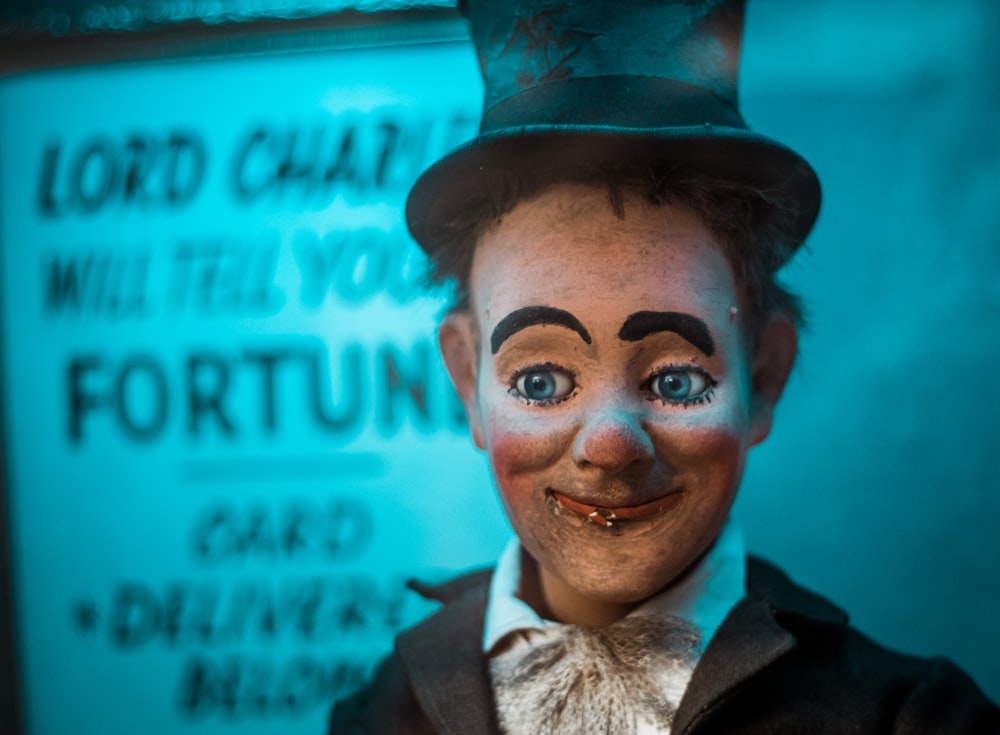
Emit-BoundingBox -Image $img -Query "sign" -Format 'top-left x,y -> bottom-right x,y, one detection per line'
0,30 -> 508,735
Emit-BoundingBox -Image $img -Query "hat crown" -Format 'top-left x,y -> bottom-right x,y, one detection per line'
466,0 -> 746,127
406,0 -> 820,263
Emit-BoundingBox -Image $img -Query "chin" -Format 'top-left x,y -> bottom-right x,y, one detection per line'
554,552 -> 691,605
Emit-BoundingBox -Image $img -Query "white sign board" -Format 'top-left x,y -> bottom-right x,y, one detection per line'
0,32 -> 508,735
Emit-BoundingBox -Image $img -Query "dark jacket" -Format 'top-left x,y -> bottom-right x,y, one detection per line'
329,557 -> 1000,734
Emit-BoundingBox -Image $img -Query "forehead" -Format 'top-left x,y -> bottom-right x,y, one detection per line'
469,183 -> 740,320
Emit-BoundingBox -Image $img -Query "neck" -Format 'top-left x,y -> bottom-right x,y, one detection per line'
519,552 -> 635,626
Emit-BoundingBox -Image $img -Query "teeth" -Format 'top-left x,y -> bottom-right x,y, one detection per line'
586,510 -> 615,528
547,490 -> 635,531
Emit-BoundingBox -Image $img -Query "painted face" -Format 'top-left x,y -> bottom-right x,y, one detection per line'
442,183 -> 790,620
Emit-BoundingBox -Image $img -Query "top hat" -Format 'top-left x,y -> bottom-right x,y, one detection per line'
405,0 -> 821,264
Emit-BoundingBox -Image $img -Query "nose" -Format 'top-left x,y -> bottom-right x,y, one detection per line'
572,405 -> 655,473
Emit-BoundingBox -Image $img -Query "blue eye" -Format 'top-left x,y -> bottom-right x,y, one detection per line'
649,368 -> 713,403
514,368 -> 574,402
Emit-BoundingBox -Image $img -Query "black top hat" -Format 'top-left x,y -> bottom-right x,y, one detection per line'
406,0 -> 821,264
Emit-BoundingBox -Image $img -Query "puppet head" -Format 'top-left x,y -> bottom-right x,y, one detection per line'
408,0 -> 817,624
436,183 -> 798,624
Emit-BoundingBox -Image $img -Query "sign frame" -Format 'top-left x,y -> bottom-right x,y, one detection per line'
0,8 -> 473,733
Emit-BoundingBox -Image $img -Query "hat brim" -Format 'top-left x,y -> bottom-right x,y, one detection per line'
405,125 -> 821,264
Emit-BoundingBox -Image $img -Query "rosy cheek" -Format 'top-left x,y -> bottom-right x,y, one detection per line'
486,408 -> 570,464
487,439 -> 533,516
652,397 -> 749,450
659,423 -> 748,488
668,423 -> 743,453
485,413 -> 571,504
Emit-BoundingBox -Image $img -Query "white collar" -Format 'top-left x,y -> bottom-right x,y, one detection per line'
483,519 -> 747,654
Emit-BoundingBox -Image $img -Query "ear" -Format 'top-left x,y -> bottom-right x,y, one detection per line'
438,312 -> 485,449
748,317 -> 798,446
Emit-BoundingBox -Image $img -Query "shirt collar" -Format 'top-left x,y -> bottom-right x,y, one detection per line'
483,519 -> 747,654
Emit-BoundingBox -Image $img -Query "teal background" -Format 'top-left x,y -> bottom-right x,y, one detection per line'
737,0 -> 1000,703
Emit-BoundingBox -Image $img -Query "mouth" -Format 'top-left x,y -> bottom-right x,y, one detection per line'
546,488 -> 683,528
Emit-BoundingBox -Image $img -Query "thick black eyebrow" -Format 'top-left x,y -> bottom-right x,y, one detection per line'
618,311 -> 715,356
490,306 -> 592,355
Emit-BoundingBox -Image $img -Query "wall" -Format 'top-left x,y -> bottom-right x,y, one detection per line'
737,0 -> 1000,701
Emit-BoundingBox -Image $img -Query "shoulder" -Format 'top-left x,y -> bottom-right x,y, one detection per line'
328,650 -> 434,735
683,556 -> 1000,733
327,567 -> 494,735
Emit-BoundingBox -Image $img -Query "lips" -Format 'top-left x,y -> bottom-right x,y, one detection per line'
547,488 -> 683,528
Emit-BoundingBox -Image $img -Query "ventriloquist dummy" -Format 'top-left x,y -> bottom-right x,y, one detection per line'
330,0 -> 1000,732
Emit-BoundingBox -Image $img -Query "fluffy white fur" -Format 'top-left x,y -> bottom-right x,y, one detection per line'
489,612 -> 701,735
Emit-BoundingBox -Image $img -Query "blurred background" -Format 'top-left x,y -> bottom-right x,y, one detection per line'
0,1 -> 997,733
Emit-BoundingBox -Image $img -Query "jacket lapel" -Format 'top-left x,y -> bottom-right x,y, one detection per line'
672,556 -> 848,734
396,570 -> 500,735
672,591 -> 796,733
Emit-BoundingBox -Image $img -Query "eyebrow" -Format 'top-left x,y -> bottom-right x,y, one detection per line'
490,306 -> 592,355
618,311 -> 715,356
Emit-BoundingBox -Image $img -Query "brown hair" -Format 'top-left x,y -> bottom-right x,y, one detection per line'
421,165 -> 806,345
